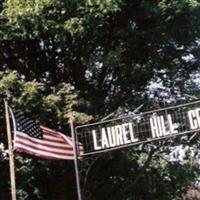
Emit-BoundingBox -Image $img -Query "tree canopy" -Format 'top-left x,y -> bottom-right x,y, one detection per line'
1,0 -> 200,199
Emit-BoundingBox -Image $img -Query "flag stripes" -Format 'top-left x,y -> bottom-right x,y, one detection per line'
12,113 -> 84,160
14,128 -> 74,160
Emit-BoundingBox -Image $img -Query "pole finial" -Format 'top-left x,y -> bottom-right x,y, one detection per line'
68,115 -> 75,123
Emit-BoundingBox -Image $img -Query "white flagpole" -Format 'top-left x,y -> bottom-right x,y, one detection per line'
4,100 -> 17,200
69,117 -> 82,200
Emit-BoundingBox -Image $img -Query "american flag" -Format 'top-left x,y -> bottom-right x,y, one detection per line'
12,113 -> 83,160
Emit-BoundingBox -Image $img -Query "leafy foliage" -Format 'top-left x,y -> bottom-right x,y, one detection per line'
1,0 -> 200,199
83,149 -> 200,200
0,71 -> 92,199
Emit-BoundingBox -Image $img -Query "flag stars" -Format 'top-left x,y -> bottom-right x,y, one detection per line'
15,115 -> 43,139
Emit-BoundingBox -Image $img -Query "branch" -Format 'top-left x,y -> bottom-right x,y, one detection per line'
82,154 -> 103,195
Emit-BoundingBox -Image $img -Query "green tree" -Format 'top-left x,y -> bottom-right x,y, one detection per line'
1,0 -> 200,199
1,0 -> 200,113
0,71 -> 92,199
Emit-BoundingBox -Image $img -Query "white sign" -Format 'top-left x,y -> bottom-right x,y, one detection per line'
92,123 -> 138,151
76,101 -> 200,156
